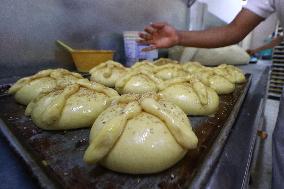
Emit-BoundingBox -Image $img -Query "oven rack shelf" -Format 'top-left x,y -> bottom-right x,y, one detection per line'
268,24 -> 283,100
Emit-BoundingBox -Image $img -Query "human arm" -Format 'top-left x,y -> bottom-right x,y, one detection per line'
247,35 -> 284,55
139,8 -> 264,51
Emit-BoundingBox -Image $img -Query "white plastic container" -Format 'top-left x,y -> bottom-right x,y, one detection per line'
123,31 -> 158,67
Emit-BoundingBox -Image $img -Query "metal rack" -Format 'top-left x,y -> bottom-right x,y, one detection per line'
268,24 -> 284,99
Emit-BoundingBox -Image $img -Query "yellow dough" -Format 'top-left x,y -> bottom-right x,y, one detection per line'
193,68 -> 235,94
153,58 -> 178,66
131,60 -> 156,72
89,61 -> 128,87
182,62 -> 245,93
8,69 -> 83,105
25,79 -> 119,130
154,64 -> 188,80
84,93 -> 198,174
182,61 -> 204,74
115,70 -> 162,94
214,64 -> 246,84
159,76 -> 219,115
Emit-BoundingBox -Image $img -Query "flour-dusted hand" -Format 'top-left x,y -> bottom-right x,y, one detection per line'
138,22 -> 180,51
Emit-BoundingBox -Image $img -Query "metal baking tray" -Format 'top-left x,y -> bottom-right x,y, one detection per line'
0,74 -> 251,189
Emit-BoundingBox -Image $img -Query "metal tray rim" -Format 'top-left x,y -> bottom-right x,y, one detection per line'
189,75 -> 252,189
0,119 -> 57,189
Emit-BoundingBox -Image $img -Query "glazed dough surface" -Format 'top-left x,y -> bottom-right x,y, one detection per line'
84,94 -> 198,174
131,60 -> 156,72
89,61 -> 127,87
14,77 -> 56,105
214,64 -> 246,84
153,58 -> 178,66
101,112 -> 187,174
182,62 -> 245,94
25,80 -> 119,130
182,61 -> 204,74
195,68 -> 235,94
115,70 -> 162,94
8,69 -> 83,105
159,77 -> 219,115
154,64 -> 188,80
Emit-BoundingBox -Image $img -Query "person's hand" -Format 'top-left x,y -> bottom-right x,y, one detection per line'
246,49 -> 257,56
138,22 -> 180,51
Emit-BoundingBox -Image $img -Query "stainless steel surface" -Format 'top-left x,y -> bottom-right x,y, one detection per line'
206,64 -> 270,189
249,99 -> 279,189
272,88 -> 284,189
0,119 -> 57,189
190,76 -> 251,189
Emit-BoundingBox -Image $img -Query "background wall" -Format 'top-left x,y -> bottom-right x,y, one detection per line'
250,13 -> 278,49
188,0 -> 241,31
0,0 -> 188,78
198,0 -> 242,24
189,0 -> 278,51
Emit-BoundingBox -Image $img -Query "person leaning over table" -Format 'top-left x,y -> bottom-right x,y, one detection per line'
139,0 -> 284,188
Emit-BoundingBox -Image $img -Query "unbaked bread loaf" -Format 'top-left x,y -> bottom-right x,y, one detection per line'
159,76 -> 219,115
182,62 -> 236,94
154,64 -> 188,81
115,70 -> 162,94
25,79 -> 119,130
214,64 -> 246,84
182,61 -> 204,74
180,45 -> 250,66
131,60 -> 156,72
153,58 -> 178,66
8,69 -> 83,105
84,93 -> 198,174
89,61 -> 128,87
193,67 -> 236,94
